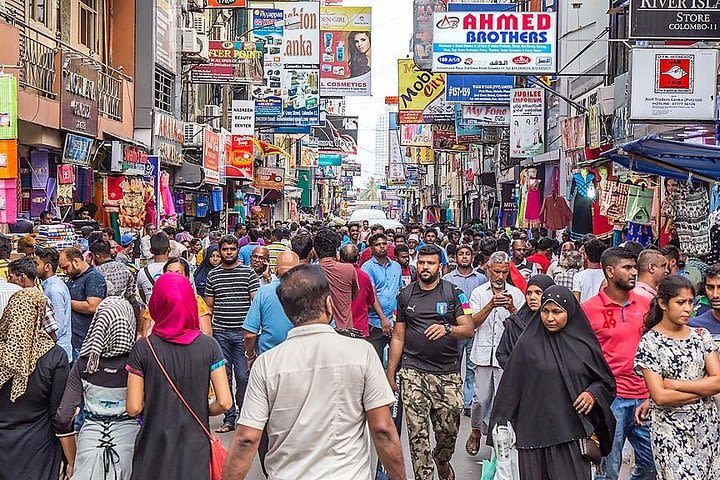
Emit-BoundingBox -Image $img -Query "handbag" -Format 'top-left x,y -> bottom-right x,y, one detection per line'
147,336 -> 227,480
491,422 -> 521,480
578,434 -> 602,465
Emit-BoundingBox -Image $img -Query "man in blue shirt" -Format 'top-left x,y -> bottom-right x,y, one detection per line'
341,222 -> 366,252
362,232 -> 403,360
239,228 -> 263,266
690,264 -> 720,344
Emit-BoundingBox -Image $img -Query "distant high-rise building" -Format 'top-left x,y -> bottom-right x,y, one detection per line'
374,111 -> 389,178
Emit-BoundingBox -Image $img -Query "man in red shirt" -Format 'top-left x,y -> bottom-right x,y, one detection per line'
581,247 -> 656,480
339,244 -> 389,337
525,237 -> 553,274
358,224 -> 395,266
314,228 -> 358,331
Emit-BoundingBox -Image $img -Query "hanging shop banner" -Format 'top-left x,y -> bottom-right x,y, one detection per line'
155,0 -> 177,73
203,130 -> 221,185
252,3 -> 321,128
433,123 -> 470,152
342,160 -> 362,177
560,116 -> 586,152
61,134 -> 94,167
629,48 -> 719,122
0,139 -> 18,178
446,74 -> 514,104
318,153 -> 342,166
455,106 -> 495,144
254,166 -> 285,189
432,9 -> 557,74
410,146 -> 434,165
300,137 -> 319,167
588,103 -> 601,149
388,123 -> 406,187
313,115 -> 358,155
61,52 -> 99,137
398,59 -> 453,124
315,165 -> 340,179
510,88 -> 544,158
153,111 -> 184,166
226,135 -> 254,180
414,0 -> 448,70
208,0 -> 246,7
231,100 -> 256,135
0,76 -> 17,140
192,41 -> 264,84
458,104 -> 511,126
320,97 -> 346,115
400,124 -> 433,147
629,0 -> 720,40
122,145 -> 149,176
320,6 -> 372,96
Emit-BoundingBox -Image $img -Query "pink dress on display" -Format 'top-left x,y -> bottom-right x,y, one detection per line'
524,179 -> 542,226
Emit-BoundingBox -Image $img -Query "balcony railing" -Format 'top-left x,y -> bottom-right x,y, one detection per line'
19,32 -> 56,99
98,67 -> 123,121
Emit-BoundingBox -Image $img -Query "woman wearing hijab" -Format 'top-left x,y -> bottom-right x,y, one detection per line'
495,274 -> 555,369
194,244 -> 220,298
489,286 -> 617,479
126,273 -> 232,479
0,289 -> 69,479
53,296 -> 139,479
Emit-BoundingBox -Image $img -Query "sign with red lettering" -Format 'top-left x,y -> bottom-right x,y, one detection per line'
510,88 -> 545,158
226,135 -> 254,180
203,129 -> 221,185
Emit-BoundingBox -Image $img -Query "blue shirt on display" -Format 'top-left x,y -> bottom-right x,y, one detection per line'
242,279 -> 293,354
362,257 -> 403,329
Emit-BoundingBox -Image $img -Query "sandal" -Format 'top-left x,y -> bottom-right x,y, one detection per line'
465,434 -> 481,456
215,424 -> 235,434
437,462 -> 455,480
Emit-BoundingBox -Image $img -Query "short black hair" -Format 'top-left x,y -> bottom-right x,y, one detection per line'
456,244 -> 474,256
8,257 -> 37,281
150,232 -> 170,256
623,241 -> 644,260
601,247 -> 636,269
479,237 -> 498,257
584,239 -> 607,264
218,235 -> 238,249
395,233 -> 406,243
537,237 -> 554,251
164,257 -> 190,278
291,233 -> 314,261
424,227 -> 438,237
339,244 -> 359,264
418,244 -> 442,262
394,244 -> 410,255
314,228 -> 340,259
277,265 -> 330,326
370,223 -> 385,233
89,240 -> 112,257
348,222 -> 361,231
163,226 -> 177,237
271,228 -> 284,240
661,245 -> 681,263
247,228 -> 262,243
234,223 -> 245,232
367,233 -> 387,248
496,236 -> 510,254
40,210 -> 51,218
0,235 -> 11,259
35,247 -> 59,272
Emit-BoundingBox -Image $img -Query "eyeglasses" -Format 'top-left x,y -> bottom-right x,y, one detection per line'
251,255 -> 269,261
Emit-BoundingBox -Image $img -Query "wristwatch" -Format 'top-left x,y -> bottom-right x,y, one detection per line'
443,324 -> 453,335
244,350 -> 256,359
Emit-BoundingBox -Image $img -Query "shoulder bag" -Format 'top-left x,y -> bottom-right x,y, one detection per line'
146,336 -> 227,480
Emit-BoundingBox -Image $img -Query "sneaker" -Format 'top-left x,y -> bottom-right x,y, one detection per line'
463,408 -> 471,418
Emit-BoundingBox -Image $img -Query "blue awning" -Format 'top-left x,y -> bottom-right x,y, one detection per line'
600,136 -> 720,182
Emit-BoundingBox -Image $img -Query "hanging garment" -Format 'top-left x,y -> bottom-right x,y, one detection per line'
75,167 -> 94,203
58,164 -> 75,184
627,222 -> 655,247
210,188 -> 223,213
568,172 -> 595,238
708,225 -> 720,266
601,181 -> 630,223
539,195 -> 572,230
0,178 -> 17,224
625,185 -> 654,226
0,140 -> 18,179
30,189 -> 48,218
103,176 -> 124,208
591,169 -> 614,237
524,182 -> 543,226
674,186 -> 711,256
196,194 -> 210,218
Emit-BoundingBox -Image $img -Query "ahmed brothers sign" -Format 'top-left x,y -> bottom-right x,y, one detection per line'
630,0 -> 720,40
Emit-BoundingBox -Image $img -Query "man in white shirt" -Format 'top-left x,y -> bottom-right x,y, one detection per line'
224,265 -> 405,480
136,232 -> 170,305
139,223 -> 157,260
465,251 -> 525,455
573,239 -> 607,303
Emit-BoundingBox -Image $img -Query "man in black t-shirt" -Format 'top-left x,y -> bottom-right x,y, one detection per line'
386,245 -> 475,480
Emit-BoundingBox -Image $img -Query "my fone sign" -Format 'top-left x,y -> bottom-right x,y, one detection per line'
630,0 -> 720,39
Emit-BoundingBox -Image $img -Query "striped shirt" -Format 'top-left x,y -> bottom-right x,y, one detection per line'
266,242 -> 289,269
205,265 -> 260,329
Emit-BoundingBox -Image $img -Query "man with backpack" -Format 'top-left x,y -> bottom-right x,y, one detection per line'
386,245 -> 476,480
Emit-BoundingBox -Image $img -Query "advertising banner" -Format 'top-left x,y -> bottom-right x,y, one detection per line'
155,0 -> 177,73
432,9 -> 557,74
203,130 -> 221,185
433,123 -> 469,152
342,160 -> 362,176
388,123 -> 406,187
153,111 -> 184,166
313,115 -> 358,155
320,6 -> 372,96
455,106 -> 494,144
410,146 -> 434,165
446,74 -> 514,104
398,59 -> 453,124
226,135 -> 254,180
254,166 -> 285,189
560,116 -> 586,152
61,52 -> 99,137
62,134 -> 94,166
413,0 -> 448,70
510,88 -> 544,158
458,104 -> 511,126
192,41 -> 264,84
231,100 -> 255,135
629,48 -> 718,122
400,124 -> 433,147
630,0 -> 720,40
0,76 -> 17,140
252,4 -> 321,128
300,137 -> 319,167
208,0 -> 246,6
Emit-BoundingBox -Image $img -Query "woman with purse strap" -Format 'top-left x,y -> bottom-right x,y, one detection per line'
488,286 -> 617,479
126,273 -> 232,480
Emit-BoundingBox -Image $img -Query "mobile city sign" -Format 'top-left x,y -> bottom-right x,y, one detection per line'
630,0 -> 720,40
431,6 -> 557,74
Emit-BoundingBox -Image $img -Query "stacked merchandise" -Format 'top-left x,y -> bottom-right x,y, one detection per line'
36,224 -> 77,250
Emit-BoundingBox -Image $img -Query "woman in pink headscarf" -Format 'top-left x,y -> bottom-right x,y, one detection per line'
125,273 -> 232,480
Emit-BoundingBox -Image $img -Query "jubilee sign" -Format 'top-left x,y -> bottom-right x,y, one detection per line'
630,0 -> 720,40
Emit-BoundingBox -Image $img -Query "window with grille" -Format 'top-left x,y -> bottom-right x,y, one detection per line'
154,68 -> 174,113
78,0 -> 97,51
30,0 -> 51,27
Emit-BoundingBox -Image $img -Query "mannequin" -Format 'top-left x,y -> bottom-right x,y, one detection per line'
524,168 -> 542,228
568,168 -> 596,238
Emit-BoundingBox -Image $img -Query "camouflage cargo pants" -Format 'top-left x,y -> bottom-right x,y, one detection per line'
399,368 -> 463,480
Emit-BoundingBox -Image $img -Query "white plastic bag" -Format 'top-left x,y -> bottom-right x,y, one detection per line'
492,422 -> 521,480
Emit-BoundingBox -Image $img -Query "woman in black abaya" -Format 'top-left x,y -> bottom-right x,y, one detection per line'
489,286 -> 616,479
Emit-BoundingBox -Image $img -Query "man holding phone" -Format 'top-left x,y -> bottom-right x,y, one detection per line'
250,246 -> 275,286
465,251 -> 525,456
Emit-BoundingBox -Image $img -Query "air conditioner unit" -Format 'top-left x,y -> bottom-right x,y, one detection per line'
179,28 -> 199,54
192,13 -> 207,35
195,33 -> 209,61
204,105 -> 221,129
183,122 -> 205,147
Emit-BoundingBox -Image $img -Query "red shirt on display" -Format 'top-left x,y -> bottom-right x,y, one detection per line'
582,288 -> 651,399
351,266 -> 375,337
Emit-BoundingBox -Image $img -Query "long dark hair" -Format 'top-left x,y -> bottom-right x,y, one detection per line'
644,275 -> 696,332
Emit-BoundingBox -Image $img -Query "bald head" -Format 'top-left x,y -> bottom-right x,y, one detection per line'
276,251 -> 300,277
339,243 -> 359,264
250,246 -> 271,273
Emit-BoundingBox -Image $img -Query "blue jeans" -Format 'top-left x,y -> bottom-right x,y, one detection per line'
596,397 -> 656,480
458,338 -> 475,409
213,329 -> 249,426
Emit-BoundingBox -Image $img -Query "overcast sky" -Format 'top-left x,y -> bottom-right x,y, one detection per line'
342,0 -> 413,188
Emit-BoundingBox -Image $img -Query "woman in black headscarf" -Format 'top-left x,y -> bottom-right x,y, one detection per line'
495,274 -> 555,369
489,286 -> 616,479
193,244 -> 220,298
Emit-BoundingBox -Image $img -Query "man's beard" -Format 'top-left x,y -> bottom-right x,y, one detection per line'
222,257 -> 237,265
419,271 -> 439,285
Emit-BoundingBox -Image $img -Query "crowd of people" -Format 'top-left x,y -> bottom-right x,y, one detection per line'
1,217 -> 719,480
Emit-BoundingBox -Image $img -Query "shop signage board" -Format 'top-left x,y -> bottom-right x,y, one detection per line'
155,0 -> 177,73
433,123 -> 470,152
629,48 -> 719,122
153,111 -> 184,166
446,74 -> 514,104
207,0 -> 246,7
320,6 -> 372,96
629,0 -> 720,40
300,137 -> 319,167
312,115 -> 359,154
509,88 -> 544,158
254,166 -> 285,189
410,146 -> 434,165
397,59 -> 453,124
231,100 -> 256,135
400,124 -> 433,147
432,7 -> 557,74
122,145 -> 149,176
458,104 -> 511,126
0,76 -> 17,140
62,134 -> 94,166
226,135 -> 254,180
192,41 -> 264,84
61,53 -> 99,137
252,3 -> 321,128
388,116 -> 406,187
203,130 -> 221,185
